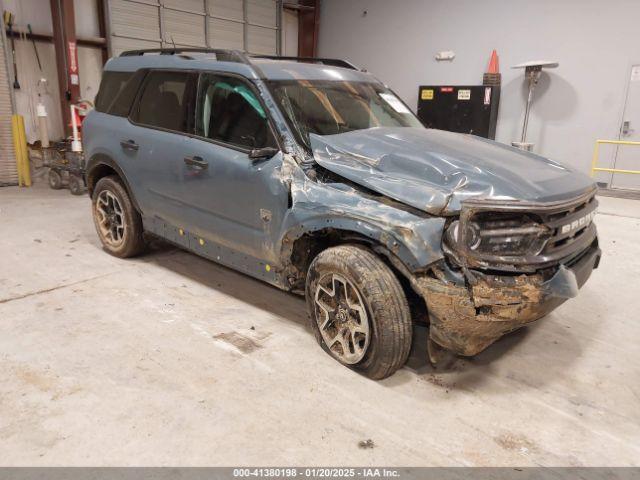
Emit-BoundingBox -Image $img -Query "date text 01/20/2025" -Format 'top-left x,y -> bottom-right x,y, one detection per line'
232,468 -> 400,478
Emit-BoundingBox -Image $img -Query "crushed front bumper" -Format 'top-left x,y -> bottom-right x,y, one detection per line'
415,241 -> 601,356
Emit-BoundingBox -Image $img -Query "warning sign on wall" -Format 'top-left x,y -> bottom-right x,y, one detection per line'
68,41 -> 79,85
457,89 -> 471,100
421,89 -> 434,100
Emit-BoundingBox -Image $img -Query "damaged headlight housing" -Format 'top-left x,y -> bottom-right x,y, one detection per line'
445,191 -> 598,270
446,212 -> 551,257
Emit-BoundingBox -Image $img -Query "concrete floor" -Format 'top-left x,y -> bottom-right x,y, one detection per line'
0,183 -> 639,467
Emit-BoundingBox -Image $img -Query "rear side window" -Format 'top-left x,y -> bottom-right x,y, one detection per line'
131,70 -> 196,133
95,70 -> 146,117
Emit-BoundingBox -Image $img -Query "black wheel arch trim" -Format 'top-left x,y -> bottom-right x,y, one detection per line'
86,154 -> 143,214
279,215 -> 445,274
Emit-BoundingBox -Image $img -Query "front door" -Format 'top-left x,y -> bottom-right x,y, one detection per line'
612,64 -> 640,190
171,72 -> 289,264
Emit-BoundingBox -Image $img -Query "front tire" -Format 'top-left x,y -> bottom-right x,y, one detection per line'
91,176 -> 146,258
306,245 -> 412,380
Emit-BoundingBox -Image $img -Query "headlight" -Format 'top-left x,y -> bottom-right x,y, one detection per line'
465,222 -> 481,250
445,214 -> 551,257
445,220 -> 481,251
469,212 -> 550,256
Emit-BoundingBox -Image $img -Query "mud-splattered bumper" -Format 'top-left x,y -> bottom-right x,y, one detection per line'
415,243 -> 601,356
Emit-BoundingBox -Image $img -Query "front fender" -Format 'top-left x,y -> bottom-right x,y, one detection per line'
280,174 -> 446,271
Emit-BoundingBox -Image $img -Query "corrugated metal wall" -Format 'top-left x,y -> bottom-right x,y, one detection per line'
0,23 -> 17,186
107,0 -> 280,57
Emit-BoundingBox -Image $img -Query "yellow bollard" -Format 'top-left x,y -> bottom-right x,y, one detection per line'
11,114 -> 31,187
18,115 -> 31,187
12,115 -> 22,186
11,115 -> 22,186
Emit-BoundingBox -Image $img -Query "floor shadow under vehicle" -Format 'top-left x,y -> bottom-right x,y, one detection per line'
144,240 -> 310,330
392,314 -> 585,392
141,240 -> 583,387
405,323 -> 532,374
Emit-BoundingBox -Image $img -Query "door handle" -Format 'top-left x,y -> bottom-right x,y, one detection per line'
622,120 -> 633,136
184,155 -> 208,169
120,139 -> 139,151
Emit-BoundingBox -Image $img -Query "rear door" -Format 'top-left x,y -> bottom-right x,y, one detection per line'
124,69 -> 198,232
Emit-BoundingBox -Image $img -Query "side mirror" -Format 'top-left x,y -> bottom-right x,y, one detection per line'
249,147 -> 279,161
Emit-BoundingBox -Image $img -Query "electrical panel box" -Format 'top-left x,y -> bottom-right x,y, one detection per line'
416,85 -> 500,139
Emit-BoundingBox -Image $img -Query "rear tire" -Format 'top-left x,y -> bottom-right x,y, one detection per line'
91,176 -> 146,258
306,245 -> 412,380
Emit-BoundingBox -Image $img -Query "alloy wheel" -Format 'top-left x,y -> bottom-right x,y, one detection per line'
95,190 -> 126,247
314,273 -> 371,364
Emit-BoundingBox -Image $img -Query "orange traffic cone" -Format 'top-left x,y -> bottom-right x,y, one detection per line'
488,49 -> 499,74
483,50 -> 501,86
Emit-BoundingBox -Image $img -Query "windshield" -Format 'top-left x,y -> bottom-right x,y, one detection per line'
268,80 -> 423,149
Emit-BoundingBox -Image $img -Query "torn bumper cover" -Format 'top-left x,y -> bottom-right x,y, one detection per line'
415,242 -> 601,356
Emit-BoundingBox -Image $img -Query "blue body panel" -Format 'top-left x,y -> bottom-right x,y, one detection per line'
84,52 -> 597,290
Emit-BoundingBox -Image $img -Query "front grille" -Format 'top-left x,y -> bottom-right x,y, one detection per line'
542,195 -> 597,255
452,188 -> 598,271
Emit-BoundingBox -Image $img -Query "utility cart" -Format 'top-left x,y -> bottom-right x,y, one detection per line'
44,141 -> 86,196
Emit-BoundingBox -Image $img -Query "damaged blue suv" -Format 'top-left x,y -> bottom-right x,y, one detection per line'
84,49 -> 601,379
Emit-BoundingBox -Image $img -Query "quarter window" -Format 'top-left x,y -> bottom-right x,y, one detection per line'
196,74 -> 275,149
95,71 -> 132,114
109,70 -> 147,117
132,71 -> 196,133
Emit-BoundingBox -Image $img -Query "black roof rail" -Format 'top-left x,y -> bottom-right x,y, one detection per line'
249,55 -> 359,71
118,49 -> 360,73
120,48 -> 250,64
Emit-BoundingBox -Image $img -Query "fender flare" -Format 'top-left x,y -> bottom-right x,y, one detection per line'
279,214 -> 445,273
86,154 -> 143,213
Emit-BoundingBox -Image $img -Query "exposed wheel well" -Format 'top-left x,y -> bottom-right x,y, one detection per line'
87,164 -> 119,196
87,162 -> 142,214
288,228 -> 428,324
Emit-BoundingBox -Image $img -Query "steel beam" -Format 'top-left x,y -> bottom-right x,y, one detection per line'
96,0 -> 109,64
50,0 -> 81,136
4,28 -> 106,48
297,0 -> 318,57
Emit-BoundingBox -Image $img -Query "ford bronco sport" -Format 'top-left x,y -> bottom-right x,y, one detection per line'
85,49 -> 601,379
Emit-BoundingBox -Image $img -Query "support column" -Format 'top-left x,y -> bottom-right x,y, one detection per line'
96,0 -> 110,64
50,0 -> 80,136
297,0 -> 318,57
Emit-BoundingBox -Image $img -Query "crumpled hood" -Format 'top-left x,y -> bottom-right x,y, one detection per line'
310,127 -> 596,215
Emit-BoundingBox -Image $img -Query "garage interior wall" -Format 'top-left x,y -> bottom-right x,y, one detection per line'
317,0 -> 640,177
107,0 -> 281,56
0,17 -> 16,185
2,0 -> 286,148
2,0 -> 103,143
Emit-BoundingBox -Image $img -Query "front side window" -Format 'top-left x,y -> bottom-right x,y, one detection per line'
132,70 -> 196,133
268,80 -> 423,149
195,73 -> 275,149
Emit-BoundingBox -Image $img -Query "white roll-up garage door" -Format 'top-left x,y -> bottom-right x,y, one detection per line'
0,26 -> 17,186
107,0 -> 280,57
